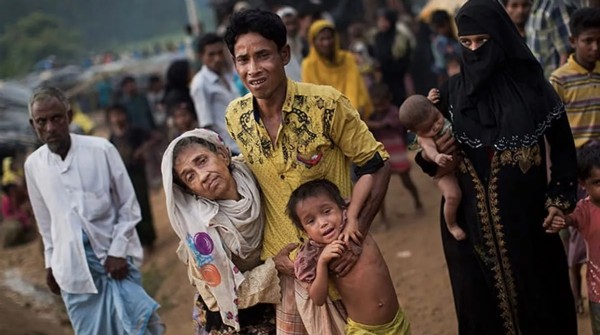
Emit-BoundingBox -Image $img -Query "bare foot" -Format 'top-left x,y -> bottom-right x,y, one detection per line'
448,225 -> 467,241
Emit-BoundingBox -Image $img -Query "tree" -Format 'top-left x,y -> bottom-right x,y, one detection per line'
0,12 -> 81,78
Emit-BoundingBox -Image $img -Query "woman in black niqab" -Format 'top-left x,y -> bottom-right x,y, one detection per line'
452,0 -> 563,151
416,0 -> 578,334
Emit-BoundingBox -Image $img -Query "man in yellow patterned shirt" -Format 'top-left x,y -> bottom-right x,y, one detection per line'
224,8 -> 391,335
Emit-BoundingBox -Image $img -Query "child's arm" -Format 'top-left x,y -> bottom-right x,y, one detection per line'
418,136 -> 453,167
341,174 -> 374,244
548,201 -> 585,233
309,241 -> 345,306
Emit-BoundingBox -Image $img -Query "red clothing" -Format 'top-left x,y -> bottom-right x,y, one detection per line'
1,195 -> 30,228
368,106 -> 410,173
569,197 -> 600,302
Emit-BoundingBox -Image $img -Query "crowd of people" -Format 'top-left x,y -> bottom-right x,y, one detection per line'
4,0 -> 600,334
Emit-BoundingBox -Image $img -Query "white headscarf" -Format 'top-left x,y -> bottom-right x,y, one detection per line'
161,128 -> 264,330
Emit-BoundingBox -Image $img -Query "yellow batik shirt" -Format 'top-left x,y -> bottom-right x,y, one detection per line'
225,79 -> 388,259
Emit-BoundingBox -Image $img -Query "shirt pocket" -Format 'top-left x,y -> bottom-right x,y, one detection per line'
295,136 -> 332,179
81,191 -> 112,222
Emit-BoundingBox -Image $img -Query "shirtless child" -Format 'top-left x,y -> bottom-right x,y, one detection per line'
398,94 -> 466,241
288,177 -> 410,334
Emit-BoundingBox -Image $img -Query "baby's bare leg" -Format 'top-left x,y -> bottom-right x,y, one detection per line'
436,174 -> 466,241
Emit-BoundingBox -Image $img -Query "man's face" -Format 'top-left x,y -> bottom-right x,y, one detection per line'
122,80 -> 136,95
282,14 -> 300,37
108,109 -> 128,132
504,0 -> 532,27
571,28 -> 600,66
233,32 -> 290,100
377,16 -> 391,32
173,107 -> 194,132
314,28 -> 336,60
29,97 -> 72,155
201,42 -> 226,74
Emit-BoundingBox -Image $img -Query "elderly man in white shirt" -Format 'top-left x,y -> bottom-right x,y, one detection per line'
190,33 -> 241,154
24,86 -> 164,335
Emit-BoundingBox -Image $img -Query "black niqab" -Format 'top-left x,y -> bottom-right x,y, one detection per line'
451,0 -> 564,151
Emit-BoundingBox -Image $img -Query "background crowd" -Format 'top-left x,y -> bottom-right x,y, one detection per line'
3,0 -> 600,334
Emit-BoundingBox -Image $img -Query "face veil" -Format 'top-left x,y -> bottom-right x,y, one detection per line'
450,0 -> 564,151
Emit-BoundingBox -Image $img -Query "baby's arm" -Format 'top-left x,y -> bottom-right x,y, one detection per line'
309,241 -> 345,306
418,136 -> 453,167
428,88 -> 441,104
341,174 -> 374,244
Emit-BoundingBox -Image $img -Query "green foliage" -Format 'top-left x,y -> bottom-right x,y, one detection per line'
0,12 -> 81,77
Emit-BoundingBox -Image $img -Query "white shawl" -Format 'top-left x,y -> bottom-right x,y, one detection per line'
161,129 -> 264,330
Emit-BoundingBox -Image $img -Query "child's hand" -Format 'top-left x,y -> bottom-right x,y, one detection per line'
340,218 -> 363,245
319,241 -> 346,264
434,153 -> 453,167
543,206 -> 565,233
427,88 -> 440,104
546,215 -> 566,233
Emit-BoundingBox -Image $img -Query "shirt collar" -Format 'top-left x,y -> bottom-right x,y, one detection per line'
567,54 -> 600,74
47,133 -> 76,172
252,79 -> 297,121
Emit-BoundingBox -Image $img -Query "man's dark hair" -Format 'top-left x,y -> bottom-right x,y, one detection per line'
197,33 -> 223,54
148,74 -> 161,85
430,10 -> 452,28
577,141 -> 600,181
286,179 -> 346,229
105,103 -> 128,123
120,76 -> 135,88
224,9 -> 287,56
570,7 -> 600,38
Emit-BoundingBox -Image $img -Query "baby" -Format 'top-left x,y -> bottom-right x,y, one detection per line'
288,177 -> 410,334
398,94 -> 466,241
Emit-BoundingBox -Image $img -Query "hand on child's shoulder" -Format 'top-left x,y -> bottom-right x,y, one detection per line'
340,218 -> 363,245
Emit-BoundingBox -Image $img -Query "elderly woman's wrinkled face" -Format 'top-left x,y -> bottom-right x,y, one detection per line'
174,143 -> 237,201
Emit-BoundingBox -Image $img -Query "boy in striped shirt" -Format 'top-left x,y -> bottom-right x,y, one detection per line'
550,8 -> 600,148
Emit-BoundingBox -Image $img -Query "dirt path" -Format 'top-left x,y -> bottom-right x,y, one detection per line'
0,167 -> 593,334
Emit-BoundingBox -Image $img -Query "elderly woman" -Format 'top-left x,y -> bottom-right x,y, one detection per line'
161,129 -> 279,334
416,0 -> 578,334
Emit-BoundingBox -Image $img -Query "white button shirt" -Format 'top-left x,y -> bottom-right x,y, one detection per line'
25,134 -> 143,294
190,66 -> 240,153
